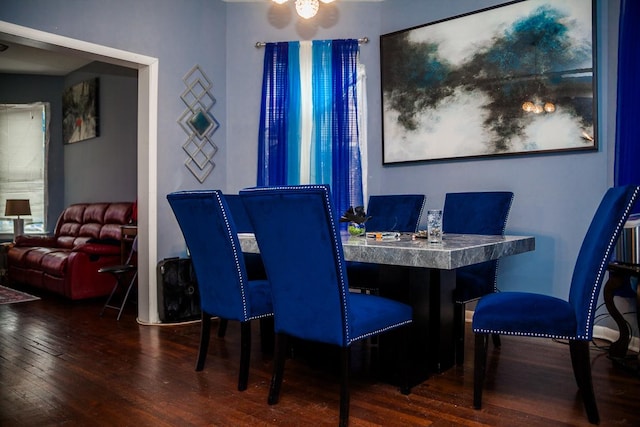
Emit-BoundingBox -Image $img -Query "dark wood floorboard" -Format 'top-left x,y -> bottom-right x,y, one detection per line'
1,290 -> 639,426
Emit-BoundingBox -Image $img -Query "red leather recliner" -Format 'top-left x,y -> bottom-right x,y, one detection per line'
7,202 -> 133,300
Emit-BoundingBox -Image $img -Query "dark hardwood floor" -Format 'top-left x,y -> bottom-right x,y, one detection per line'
1,289 -> 639,426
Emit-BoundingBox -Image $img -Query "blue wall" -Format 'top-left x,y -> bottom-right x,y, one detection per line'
63,63 -> 138,207
0,0 -> 228,259
224,0 -> 619,304
0,1 -> 622,305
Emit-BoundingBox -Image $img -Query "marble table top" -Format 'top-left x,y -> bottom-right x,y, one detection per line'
238,232 -> 535,271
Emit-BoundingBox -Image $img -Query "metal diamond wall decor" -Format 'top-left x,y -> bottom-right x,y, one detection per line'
179,65 -> 219,183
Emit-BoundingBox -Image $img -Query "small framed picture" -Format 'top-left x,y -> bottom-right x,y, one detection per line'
62,78 -> 99,144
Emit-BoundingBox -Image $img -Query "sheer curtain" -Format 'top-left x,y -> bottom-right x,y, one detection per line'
614,0 -> 640,214
0,103 -> 49,234
258,39 -> 365,220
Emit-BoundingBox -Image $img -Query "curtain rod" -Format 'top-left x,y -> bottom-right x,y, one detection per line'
255,37 -> 369,48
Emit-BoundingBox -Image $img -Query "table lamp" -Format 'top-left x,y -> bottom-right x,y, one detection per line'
5,199 -> 31,241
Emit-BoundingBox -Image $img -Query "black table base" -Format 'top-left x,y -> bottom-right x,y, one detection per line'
377,265 -> 455,387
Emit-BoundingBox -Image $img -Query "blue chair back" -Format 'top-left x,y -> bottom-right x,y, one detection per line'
224,194 -> 254,233
167,190 -> 257,322
366,194 -> 426,232
443,191 -> 514,302
443,192 -> 513,235
569,185 -> 639,339
240,184 -> 352,346
224,193 -> 267,280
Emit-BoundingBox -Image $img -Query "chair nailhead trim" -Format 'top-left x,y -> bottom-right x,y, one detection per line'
472,328 -> 573,340
349,319 -> 413,345
214,191 -> 250,321
581,186 -> 639,339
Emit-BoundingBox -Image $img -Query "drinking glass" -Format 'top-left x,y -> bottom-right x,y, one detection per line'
427,209 -> 443,244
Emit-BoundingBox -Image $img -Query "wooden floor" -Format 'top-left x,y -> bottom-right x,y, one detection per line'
1,290 -> 639,427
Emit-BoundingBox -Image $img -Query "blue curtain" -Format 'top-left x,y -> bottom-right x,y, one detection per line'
257,39 -> 364,218
286,42 -> 302,185
312,40 -> 333,186
614,0 -> 640,214
257,42 -> 289,186
331,39 -> 363,221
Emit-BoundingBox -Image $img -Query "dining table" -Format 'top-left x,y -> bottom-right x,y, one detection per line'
238,231 -> 535,386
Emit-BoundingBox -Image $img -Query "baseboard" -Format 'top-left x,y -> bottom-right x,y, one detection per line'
464,309 -> 639,353
593,325 -> 640,353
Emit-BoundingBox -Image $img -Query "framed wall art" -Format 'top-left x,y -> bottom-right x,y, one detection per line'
380,0 -> 595,164
62,78 -> 99,144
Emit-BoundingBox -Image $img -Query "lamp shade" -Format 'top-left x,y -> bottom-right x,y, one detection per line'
5,199 -> 31,216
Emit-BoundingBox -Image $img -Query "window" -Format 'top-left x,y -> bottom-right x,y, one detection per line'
0,103 -> 48,235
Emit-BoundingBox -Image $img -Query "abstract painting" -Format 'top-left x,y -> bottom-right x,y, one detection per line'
380,0 -> 595,164
62,78 -> 99,144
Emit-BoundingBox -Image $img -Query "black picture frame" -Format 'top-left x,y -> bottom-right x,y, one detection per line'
380,0 -> 596,164
62,78 -> 99,144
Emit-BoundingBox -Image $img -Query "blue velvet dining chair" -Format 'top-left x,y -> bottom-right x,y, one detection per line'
442,191 -> 514,365
472,185 -> 640,425
166,190 -> 273,391
347,194 -> 426,292
240,184 -> 413,427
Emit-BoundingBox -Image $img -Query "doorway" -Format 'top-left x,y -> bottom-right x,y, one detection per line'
0,21 -> 160,324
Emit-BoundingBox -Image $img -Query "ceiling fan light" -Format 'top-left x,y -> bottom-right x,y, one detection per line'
320,0 -> 335,3
295,0 -> 319,19
272,0 -> 289,4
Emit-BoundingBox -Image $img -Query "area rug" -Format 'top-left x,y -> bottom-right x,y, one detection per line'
0,284 -> 40,305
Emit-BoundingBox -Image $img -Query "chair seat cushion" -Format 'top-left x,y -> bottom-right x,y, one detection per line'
40,250 -> 71,277
347,293 -> 412,344
472,292 -> 577,339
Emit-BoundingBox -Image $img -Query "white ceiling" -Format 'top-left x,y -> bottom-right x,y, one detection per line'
0,39 -> 92,75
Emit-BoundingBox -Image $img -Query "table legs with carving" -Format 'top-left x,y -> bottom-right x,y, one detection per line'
603,262 -> 640,360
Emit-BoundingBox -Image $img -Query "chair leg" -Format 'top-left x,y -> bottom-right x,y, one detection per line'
259,316 -> 274,354
195,312 -> 212,371
116,271 -> 137,321
217,318 -> 228,338
454,302 -> 465,366
491,333 -> 501,348
238,321 -> 251,391
569,340 -> 600,424
268,333 -> 288,405
100,274 -> 121,317
399,326 -> 411,395
473,333 -> 489,409
339,346 -> 351,427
